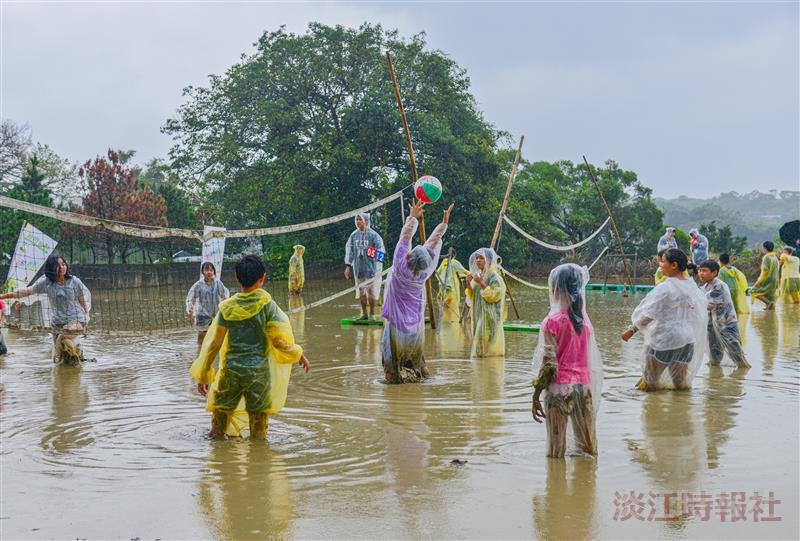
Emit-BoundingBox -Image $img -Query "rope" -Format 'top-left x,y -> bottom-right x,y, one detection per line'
587,246 -> 609,271
498,266 -> 549,290
503,216 -> 610,252
0,189 -> 406,242
286,267 -> 391,315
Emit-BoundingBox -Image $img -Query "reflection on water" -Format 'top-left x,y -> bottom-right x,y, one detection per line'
0,291 -> 797,539
533,458 -> 598,541
198,442 -> 295,540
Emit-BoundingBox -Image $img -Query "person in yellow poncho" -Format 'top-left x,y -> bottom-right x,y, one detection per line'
718,253 -> 750,315
779,247 -> 800,304
466,248 -> 506,357
436,248 -> 467,322
288,245 -> 305,295
750,241 -> 780,310
190,255 -> 310,440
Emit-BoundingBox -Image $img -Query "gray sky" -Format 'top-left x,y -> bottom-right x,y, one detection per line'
2,1 -> 798,198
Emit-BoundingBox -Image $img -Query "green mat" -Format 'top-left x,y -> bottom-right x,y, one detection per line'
585,283 -> 654,292
503,322 -> 540,333
340,317 -> 385,327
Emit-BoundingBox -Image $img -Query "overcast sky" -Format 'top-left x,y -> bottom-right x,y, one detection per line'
2,1 -> 798,198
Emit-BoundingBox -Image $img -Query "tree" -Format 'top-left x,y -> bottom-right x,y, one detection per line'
0,119 -> 33,189
0,155 -> 60,262
501,159 -> 664,268
698,220 -> 748,255
72,150 -> 168,263
163,23 -> 506,263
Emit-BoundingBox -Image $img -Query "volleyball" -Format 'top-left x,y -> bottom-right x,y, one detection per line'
414,175 -> 442,204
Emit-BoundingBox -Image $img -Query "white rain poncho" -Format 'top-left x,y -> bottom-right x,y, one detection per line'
186,278 -> 230,330
689,229 -> 709,265
468,248 -> 506,357
630,276 -> 708,390
344,212 -> 385,300
531,264 -> 603,457
381,216 -> 446,383
657,228 -> 678,253
702,278 -> 749,368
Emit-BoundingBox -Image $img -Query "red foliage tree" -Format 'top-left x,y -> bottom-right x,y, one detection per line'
73,150 -> 167,263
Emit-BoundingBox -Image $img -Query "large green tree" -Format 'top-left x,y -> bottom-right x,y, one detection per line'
163,23 -> 507,263
501,159 -> 664,269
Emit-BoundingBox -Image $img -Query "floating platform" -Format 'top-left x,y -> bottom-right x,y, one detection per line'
503,322 -> 540,333
340,317 -> 385,327
586,283 -> 654,292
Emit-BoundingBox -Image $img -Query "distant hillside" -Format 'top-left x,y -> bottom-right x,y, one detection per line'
655,190 -> 799,245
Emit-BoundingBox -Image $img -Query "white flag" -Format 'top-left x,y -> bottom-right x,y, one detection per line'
201,225 -> 226,276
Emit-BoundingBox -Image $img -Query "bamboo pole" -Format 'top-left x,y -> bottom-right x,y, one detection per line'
581,155 -> 635,297
490,136 -> 524,320
386,51 -> 437,329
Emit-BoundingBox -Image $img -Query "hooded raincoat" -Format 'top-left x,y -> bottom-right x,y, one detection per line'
718,264 -> 750,315
468,248 -> 506,357
703,278 -> 748,367
381,216 -> 446,383
630,276 -> 707,390
751,251 -> 780,306
531,264 -> 604,457
657,229 -> 678,253
436,255 -> 467,322
779,252 -> 800,303
288,245 -> 305,294
689,229 -> 709,265
344,213 -> 385,300
189,289 -> 303,436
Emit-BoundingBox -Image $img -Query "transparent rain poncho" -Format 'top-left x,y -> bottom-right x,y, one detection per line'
531,264 -> 603,457
657,229 -> 678,252
750,251 -> 780,306
344,212 -> 385,300
779,252 -> 800,304
630,276 -> 708,390
703,278 -> 749,368
468,248 -> 506,357
20,275 -> 93,364
381,216 -> 446,383
288,245 -> 306,294
719,264 -> 750,315
435,254 -> 467,322
185,277 -> 230,329
689,229 -> 709,265
190,288 -> 303,437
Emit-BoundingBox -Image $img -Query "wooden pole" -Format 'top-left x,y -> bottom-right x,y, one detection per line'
491,136 -> 524,248
581,155 -> 635,297
386,51 -> 437,329
490,136 -> 524,320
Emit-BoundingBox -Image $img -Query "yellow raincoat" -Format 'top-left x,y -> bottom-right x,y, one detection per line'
719,265 -> 750,315
468,248 -> 506,357
751,252 -> 780,306
288,245 -> 305,294
189,288 -> 303,436
779,252 -> 800,303
654,268 -> 689,285
436,257 -> 467,322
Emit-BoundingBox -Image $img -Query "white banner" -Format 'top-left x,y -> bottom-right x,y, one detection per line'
201,225 -> 226,276
4,222 -> 58,290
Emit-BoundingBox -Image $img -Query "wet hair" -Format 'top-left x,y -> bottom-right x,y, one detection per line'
44,254 -> 71,283
782,246 -> 794,255
551,265 -> 584,335
662,248 -> 689,272
200,261 -> 216,275
235,255 -> 266,288
763,241 -> 774,252
698,260 -> 720,273
719,253 -> 730,264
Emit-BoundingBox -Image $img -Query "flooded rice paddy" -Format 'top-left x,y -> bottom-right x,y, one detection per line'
1,289 -> 798,539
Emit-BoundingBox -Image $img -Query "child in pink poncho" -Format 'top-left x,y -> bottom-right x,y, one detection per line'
531,263 -> 604,458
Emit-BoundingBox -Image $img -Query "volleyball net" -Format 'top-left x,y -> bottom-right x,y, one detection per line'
0,189 -> 410,333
